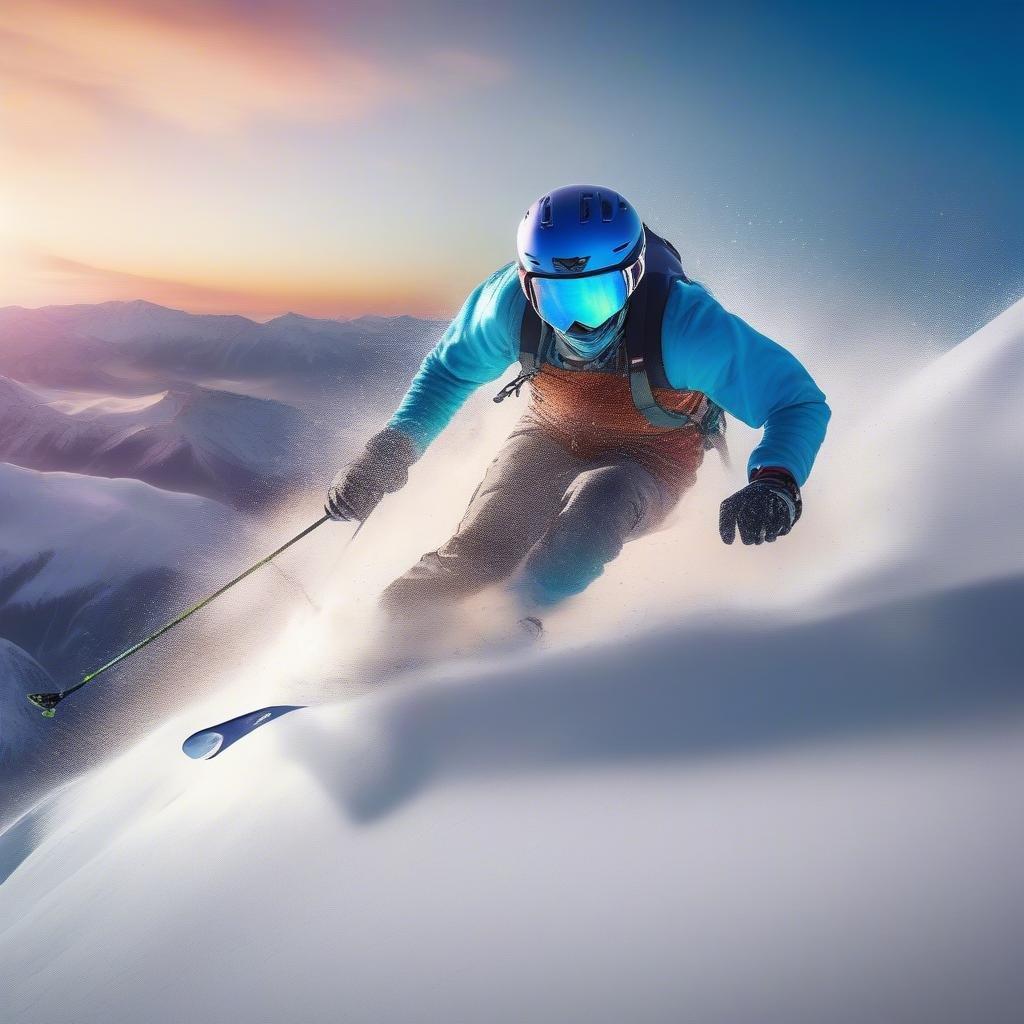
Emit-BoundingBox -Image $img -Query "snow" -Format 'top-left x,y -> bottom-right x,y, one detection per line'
0,463 -> 250,822
0,300 -> 1022,1023
1,582 -> 1022,1023
0,462 -> 231,609
813,296 -> 1024,603
0,642 -> 55,763
34,388 -> 167,415
0,377 -> 321,507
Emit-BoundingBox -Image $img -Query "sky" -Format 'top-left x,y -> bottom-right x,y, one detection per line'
0,0 -> 1020,341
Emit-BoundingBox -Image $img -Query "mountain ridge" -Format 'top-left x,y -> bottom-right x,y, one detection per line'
0,299 -> 446,388
0,375 -> 322,508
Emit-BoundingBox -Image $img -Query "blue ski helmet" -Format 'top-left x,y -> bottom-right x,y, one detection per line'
516,185 -> 646,336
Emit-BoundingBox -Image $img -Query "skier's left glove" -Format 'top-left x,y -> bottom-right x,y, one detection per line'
719,467 -> 802,545
325,427 -> 418,522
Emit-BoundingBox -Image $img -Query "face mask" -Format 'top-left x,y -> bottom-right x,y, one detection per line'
554,306 -> 626,363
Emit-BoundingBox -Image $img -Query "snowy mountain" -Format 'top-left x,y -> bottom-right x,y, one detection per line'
0,301 -> 444,388
0,463 -> 249,823
0,300 -> 1020,1023
0,463 -> 235,673
0,298 -> 438,823
0,307 -> 123,390
0,642 -> 54,764
0,376 -> 323,509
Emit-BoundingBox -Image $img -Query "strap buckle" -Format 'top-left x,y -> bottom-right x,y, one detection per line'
493,369 -> 538,404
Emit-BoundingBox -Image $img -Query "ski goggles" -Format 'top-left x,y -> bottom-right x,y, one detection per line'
518,238 -> 646,333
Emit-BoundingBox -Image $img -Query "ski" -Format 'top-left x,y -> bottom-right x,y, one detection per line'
181,705 -> 305,760
181,617 -> 545,761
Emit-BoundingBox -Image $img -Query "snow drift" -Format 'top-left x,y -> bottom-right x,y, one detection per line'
1,300 -> 1022,1024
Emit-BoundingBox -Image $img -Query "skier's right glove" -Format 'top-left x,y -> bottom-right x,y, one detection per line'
325,427 -> 419,522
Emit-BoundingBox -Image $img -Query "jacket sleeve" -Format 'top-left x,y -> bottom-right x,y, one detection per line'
388,264 -> 524,454
661,281 -> 831,486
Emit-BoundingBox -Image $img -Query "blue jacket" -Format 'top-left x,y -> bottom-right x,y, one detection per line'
390,263 -> 830,485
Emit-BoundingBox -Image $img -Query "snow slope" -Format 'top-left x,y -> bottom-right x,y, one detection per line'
0,300 -> 1022,1023
0,579 -> 1021,1024
813,295 -> 1024,602
0,376 -> 321,508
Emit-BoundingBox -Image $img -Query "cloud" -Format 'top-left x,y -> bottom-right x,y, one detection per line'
0,0 -> 509,144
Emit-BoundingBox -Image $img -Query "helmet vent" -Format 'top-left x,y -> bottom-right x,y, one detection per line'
539,196 -> 553,228
601,198 -> 614,222
612,240 -> 631,253
579,192 -> 594,224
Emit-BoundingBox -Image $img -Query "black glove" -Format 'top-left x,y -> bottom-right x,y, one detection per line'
719,467 -> 802,545
325,428 -> 418,522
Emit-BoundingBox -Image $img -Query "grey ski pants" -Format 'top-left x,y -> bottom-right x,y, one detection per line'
381,425 -> 678,611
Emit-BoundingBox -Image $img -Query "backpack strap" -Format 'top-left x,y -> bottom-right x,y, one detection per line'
494,303 -> 547,404
519,303 -> 544,373
624,270 -> 700,429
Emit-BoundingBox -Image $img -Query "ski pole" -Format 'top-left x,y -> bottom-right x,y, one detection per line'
27,514 -> 363,718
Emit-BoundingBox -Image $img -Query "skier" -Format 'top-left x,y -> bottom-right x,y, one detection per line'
326,185 -> 830,620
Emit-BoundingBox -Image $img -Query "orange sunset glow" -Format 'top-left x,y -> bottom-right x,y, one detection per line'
0,0 -> 512,318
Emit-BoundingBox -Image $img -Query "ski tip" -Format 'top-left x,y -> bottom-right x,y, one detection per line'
182,730 -> 224,760
181,705 -> 306,761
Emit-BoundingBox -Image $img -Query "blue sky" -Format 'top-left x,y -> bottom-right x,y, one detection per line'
404,0 -> 1022,341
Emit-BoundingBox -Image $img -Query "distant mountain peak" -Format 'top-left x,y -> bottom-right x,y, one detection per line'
0,298 -> 446,389
114,299 -> 164,310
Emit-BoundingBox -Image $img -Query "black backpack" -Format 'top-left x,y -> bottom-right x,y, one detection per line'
500,227 -> 726,450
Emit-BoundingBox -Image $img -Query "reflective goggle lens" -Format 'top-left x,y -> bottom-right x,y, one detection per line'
528,270 -> 630,333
